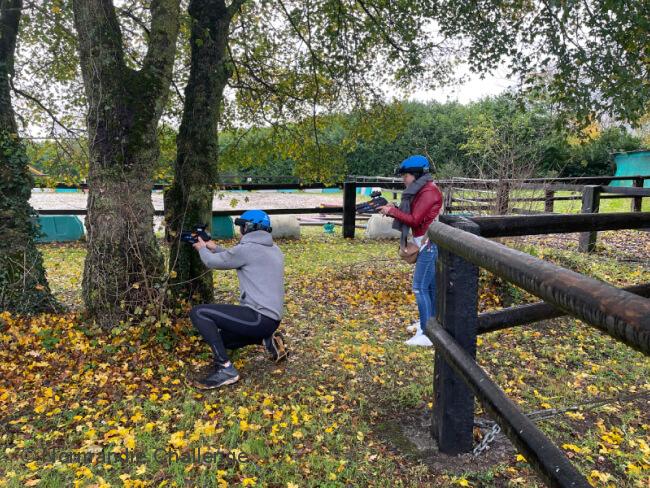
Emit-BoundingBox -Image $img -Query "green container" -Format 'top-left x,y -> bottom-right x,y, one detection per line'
211,216 -> 235,239
612,150 -> 650,187
35,216 -> 85,242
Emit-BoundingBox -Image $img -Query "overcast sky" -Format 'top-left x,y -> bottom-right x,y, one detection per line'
408,63 -> 514,104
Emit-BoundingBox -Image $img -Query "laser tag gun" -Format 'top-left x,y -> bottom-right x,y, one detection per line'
355,190 -> 390,214
180,223 -> 211,244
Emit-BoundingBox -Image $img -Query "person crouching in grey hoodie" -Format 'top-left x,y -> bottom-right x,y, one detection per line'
190,210 -> 287,389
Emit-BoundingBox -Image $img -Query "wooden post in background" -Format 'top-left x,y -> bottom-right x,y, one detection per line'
544,189 -> 554,213
632,177 -> 644,212
443,187 -> 453,215
343,182 -> 357,238
495,181 -> 510,215
578,185 -> 601,253
431,218 -> 480,454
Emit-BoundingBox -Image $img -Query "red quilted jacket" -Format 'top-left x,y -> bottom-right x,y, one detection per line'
387,182 -> 443,238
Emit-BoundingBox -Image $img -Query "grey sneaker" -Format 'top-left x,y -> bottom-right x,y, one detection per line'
195,363 -> 240,389
263,332 -> 288,363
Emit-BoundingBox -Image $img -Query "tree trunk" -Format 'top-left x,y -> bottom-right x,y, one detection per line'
0,0 -> 59,314
165,0 -> 237,306
72,0 -> 179,327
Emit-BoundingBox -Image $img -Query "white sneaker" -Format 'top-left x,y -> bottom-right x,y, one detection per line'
404,334 -> 433,347
406,321 -> 419,334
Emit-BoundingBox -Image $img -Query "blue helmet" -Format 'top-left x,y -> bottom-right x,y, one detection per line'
396,155 -> 430,176
235,210 -> 272,234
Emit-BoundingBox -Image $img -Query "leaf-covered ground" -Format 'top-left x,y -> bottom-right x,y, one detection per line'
1,228 -> 649,487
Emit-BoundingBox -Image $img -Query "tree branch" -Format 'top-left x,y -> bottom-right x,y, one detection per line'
10,76 -> 81,136
355,0 -> 409,55
118,6 -> 150,37
141,0 -> 180,101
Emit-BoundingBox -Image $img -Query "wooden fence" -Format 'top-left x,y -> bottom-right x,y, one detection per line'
424,212 -> 650,487
341,175 -> 650,253
33,175 -> 650,250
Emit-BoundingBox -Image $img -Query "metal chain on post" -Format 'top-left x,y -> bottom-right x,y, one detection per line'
473,422 -> 501,456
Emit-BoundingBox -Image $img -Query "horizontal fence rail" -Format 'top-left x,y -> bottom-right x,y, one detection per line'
462,212 -> 650,237
519,183 -> 587,192
599,185 -> 650,197
427,220 -> 650,355
346,174 -> 649,185
452,194 -> 631,203
426,320 -> 590,488
478,283 -> 650,334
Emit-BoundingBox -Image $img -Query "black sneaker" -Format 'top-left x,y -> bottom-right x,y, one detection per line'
263,332 -> 288,363
195,363 -> 240,389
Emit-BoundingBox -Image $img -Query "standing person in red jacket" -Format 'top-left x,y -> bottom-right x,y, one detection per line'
378,155 -> 443,346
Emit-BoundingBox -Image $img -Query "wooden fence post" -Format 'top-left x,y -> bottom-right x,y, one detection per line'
544,190 -> 554,213
495,180 -> 510,215
431,217 -> 480,454
343,182 -> 357,238
578,185 -> 601,253
443,187 -> 453,214
632,177 -> 644,212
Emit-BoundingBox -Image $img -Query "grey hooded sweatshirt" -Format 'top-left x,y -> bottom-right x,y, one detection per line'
198,230 -> 285,321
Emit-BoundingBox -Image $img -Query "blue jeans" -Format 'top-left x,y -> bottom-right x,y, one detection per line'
412,242 -> 438,334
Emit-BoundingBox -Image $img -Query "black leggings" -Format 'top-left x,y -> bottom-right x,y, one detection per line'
189,304 -> 280,363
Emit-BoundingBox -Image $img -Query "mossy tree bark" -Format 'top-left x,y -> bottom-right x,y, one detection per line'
165,0 -> 242,306
0,0 -> 59,314
72,0 -> 179,327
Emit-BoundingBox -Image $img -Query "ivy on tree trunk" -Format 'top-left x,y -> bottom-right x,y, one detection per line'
72,0 -> 179,328
0,0 -> 59,314
165,0 -> 241,306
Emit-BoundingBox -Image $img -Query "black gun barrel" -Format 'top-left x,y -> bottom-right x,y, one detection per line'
355,194 -> 389,214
